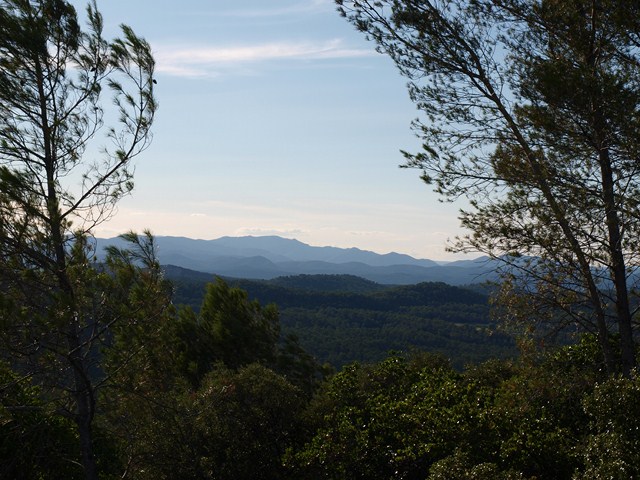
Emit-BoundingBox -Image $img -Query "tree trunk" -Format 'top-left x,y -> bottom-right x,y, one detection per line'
593,105 -> 636,376
35,52 -> 100,480
75,369 -> 99,480
598,147 -> 636,375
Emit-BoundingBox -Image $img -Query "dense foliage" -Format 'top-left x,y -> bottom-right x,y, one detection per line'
6,274 -> 640,480
289,343 -> 640,480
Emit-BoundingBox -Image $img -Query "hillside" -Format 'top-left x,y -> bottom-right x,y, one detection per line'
166,267 -> 515,369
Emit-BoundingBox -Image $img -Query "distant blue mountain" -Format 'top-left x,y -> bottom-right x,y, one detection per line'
94,235 -> 498,285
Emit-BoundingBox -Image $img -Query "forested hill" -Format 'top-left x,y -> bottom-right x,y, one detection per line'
166,266 -> 514,368
269,273 -> 387,293
166,266 -> 487,313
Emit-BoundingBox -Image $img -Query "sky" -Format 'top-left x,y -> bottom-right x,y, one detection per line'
75,0 -> 470,260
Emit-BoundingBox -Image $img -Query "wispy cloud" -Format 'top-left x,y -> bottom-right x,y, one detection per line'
220,0 -> 332,18
155,39 -> 375,78
236,227 -> 308,237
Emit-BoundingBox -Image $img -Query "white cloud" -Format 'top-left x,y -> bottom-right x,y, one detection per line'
235,227 -> 308,237
221,0 -> 332,18
154,39 -> 375,78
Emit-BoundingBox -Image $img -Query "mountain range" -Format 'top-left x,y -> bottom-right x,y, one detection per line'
95,235 -> 498,285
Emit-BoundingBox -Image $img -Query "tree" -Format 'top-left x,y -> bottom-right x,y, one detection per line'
173,278 -> 281,386
0,0 -> 156,477
96,233 -> 184,479
190,364 -> 306,480
174,277 -> 327,394
337,0 -> 640,374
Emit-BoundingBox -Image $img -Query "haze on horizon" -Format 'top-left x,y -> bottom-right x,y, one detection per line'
75,0 -> 471,260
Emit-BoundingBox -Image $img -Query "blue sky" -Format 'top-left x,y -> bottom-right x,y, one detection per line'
78,0 -> 468,260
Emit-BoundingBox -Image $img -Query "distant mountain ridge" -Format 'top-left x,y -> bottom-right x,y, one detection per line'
95,235 -> 497,285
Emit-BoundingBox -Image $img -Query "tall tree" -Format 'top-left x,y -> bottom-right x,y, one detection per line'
337,0 -> 640,374
173,278 -> 281,387
0,0 -> 156,477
